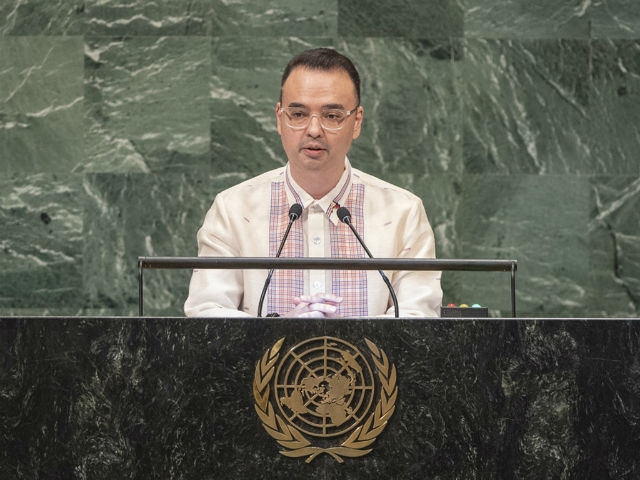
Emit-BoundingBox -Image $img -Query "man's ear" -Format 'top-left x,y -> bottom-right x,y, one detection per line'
352,105 -> 364,140
275,102 -> 282,135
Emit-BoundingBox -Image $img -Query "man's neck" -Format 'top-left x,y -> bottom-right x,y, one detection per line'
289,164 -> 345,200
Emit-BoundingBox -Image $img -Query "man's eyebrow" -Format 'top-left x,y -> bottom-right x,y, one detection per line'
286,102 -> 346,109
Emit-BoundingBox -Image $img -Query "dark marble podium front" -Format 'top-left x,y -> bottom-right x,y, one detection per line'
1,317 -> 639,479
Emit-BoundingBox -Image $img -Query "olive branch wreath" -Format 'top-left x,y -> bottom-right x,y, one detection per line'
253,337 -> 397,463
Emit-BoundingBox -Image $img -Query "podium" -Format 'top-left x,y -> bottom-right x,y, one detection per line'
2,316 -> 639,478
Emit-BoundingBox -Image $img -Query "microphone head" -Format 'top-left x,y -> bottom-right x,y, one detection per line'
288,203 -> 303,221
336,206 -> 351,224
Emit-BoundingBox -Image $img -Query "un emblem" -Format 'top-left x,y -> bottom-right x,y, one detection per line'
253,336 -> 397,463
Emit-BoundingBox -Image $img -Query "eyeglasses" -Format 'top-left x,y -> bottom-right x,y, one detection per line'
278,105 -> 359,131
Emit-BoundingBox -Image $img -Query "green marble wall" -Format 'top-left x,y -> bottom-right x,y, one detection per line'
1,1 -> 639,317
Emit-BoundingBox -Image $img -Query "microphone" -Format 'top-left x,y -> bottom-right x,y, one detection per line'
257,203 -> 303,317
336,206 -> 399,318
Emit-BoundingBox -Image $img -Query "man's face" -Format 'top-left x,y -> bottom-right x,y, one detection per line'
276,67 -> 363,178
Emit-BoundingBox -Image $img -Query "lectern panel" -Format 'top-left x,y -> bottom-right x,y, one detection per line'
1,317 -> 638,479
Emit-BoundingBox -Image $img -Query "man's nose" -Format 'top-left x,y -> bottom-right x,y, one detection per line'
306,114 -> 324,136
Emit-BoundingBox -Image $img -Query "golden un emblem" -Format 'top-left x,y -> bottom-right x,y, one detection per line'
253,336 -> 397,463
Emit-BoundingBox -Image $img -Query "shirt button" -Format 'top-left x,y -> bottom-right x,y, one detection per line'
313,236 -> 321,245
313,281 -> 321,289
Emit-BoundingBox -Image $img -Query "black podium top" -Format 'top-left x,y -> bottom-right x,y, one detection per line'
1,317 -> 639,479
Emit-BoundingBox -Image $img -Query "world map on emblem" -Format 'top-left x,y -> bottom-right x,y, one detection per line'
274,336 -> 375,437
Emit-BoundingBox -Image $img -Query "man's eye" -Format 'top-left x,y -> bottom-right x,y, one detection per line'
290,110 -> 308,118
324,112 -> 344,121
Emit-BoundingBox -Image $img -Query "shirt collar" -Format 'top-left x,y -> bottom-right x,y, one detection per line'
284,157 -> 353,225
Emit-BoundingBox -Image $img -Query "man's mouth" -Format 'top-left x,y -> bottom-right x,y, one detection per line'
302,144 -> 326,154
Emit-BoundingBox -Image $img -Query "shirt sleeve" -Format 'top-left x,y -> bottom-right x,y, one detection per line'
184,194 -> 252,317
385,197 -> 442,317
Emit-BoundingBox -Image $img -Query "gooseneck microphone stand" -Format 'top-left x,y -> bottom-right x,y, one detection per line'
257,203 -> 302,317
336,206 -> 400,318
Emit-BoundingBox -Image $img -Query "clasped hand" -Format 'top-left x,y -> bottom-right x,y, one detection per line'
285,293 -> 343,318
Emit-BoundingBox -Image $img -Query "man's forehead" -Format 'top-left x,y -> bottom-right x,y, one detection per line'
281,67 -> 358,104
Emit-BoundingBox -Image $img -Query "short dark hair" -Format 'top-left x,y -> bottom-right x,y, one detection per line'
280,48 -> 360,104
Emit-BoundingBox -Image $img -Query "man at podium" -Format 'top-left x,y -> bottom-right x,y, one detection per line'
185,48 -> 442,318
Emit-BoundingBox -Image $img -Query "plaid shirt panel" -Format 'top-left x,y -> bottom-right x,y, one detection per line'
267,182 -> 304,315
330,183 -> 368,317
